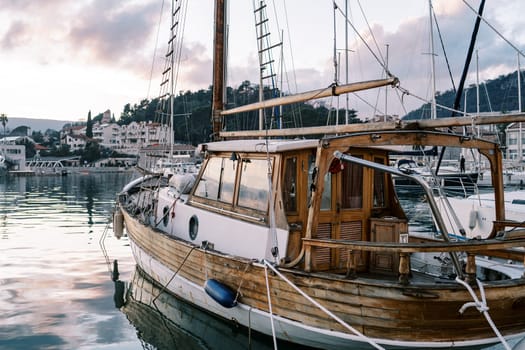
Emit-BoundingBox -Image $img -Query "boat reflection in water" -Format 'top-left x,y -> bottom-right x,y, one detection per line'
115,266 -> 310,350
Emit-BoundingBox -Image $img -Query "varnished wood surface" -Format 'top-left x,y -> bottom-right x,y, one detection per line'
122,208 -> 525,343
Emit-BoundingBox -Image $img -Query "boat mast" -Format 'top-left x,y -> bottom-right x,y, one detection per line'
435,0 -> 485,172
519,53 -> 522,160
169,0 -> 176,159
428,0 -> 437,120
211,0 -> 226,141
345,0 -> 349,124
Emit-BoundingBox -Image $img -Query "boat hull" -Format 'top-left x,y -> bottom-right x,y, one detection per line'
394,172 -> 479,194
121,208 -> 525,349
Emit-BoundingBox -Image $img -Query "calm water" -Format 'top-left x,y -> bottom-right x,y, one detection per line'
0,172 -> 299,350
0,172 -> 140,350
0,173 -> 516,349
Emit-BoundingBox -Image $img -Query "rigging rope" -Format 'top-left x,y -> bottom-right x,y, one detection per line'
461,0 -> 525,58
264,264 -> 279,350
432,9 -> 456,94
262,260 -> 385,350
147,0 -> 166,99
333,0 -> 391,77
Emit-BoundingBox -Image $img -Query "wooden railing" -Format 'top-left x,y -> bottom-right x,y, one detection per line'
302,237 -> 525,284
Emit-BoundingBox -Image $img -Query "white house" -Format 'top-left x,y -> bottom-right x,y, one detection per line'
93,123 -> 120,149
0,136 -> 30,171
62,134 -> 88,152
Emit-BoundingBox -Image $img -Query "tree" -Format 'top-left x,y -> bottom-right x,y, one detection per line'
0,113 -> 7,139
32,131 -> 44,143
86,110 -> 93,138
81,142 -> 100,163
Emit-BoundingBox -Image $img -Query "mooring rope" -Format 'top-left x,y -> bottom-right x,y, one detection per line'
264,264 -> 279,350
99,212 -> 114,279
262,260 -> 384,350
152,245 -> 196,304
455,277 -> 511,350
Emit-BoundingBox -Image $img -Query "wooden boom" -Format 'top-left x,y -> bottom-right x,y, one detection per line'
220,111 -> 525,139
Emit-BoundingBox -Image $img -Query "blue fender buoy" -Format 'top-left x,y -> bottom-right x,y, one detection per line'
204,279 -> 237,308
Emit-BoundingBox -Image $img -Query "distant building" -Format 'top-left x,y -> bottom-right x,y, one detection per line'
60,120 -> 171,156
62,134 -> 88,152
506,122 -> 525,162
102,109 -> 112,124
92,123 -> 120,149
0,136 -> 30,171
61,125 -> 86,137
116,121 -> 170,155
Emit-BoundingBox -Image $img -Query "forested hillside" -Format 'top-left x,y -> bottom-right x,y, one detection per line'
114,70 -> 524,145
404,70 -> 524,120
117,80 -> 359,145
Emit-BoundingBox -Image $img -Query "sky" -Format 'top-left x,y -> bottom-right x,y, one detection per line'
0,0 -> 524,123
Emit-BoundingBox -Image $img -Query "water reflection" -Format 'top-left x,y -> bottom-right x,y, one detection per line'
0,172 -> 140,350
117,266 -> 312,350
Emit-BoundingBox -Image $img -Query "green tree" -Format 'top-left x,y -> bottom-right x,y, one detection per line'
81,142 -> 100,163
0,113 -> 7,139
32,131 -> 44,143
86,110 -> 93,138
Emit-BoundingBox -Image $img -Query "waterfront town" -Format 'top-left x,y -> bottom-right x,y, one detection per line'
0,109 -> 196,174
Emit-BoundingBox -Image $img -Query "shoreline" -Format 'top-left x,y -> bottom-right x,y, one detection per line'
7,166 -> 136,177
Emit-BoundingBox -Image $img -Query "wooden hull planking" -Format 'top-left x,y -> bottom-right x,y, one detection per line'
121,208 -> 525,349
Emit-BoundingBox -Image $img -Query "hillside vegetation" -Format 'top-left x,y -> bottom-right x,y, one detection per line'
404,70 -> 524,120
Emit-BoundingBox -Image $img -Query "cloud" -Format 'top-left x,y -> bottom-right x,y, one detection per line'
67,0 -> 159,74
1,20 -> 30,49
0,0 -> 160,76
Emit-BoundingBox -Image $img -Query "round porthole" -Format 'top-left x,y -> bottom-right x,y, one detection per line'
162,206 -> 170,226
189,215 -> 199,240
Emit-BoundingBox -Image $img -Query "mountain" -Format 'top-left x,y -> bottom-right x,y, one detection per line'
3,117 -> 74,133
404,70 -> 524,120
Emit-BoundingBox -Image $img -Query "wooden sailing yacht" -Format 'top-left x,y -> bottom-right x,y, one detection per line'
115,1 -> 525,348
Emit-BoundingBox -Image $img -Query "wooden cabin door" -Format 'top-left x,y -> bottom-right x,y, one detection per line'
314,152 -> 370,271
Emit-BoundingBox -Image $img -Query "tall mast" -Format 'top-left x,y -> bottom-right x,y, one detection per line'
435,0 -> 485,173
429,0 -> 437,120
345,0 -> 349,124
518,53 -> 522,160
211,0 -> 226,141
169,0 -> 175,158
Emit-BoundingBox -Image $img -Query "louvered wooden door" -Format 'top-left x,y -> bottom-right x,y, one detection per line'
313,153 -> 368,272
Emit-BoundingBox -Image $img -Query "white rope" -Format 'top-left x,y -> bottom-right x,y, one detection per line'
455,277 -> 511,350
264,264 -> 279,350
263,260 -> 384,350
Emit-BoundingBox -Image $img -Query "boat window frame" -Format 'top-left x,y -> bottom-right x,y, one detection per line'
372,156 -> 388,209
190,152 -> 273,223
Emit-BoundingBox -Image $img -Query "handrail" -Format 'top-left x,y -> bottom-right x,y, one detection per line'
302,237 -> 525,254
334,151 -> 465,278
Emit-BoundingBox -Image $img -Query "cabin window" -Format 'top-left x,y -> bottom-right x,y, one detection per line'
373,157 -> 386,208
321,173 -> 332,210
219,158 -> 236,204
307,155 -> 331,210
341,156 -> 363,209
283,157 -> 297,212
194,157 -> 222,200
238,159 -> 269,212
